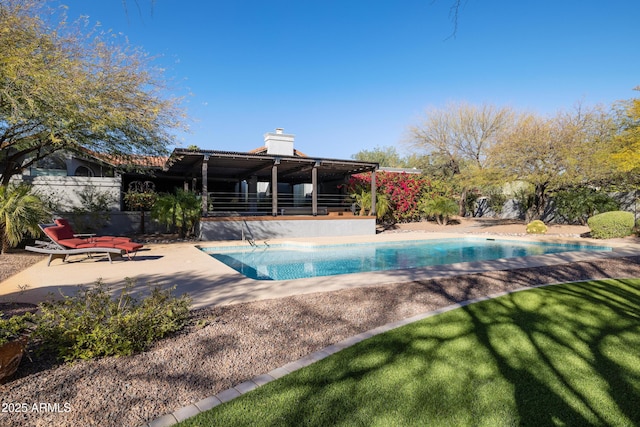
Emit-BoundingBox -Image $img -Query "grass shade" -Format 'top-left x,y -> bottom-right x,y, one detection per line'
177,279 -> 640,426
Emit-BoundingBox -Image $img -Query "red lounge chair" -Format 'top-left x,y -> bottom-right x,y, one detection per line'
25,223 -> 143,266
54,218 -> 132,244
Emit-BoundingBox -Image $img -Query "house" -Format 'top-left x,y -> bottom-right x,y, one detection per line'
162,128 -> 379,239
12,128 -> 380,239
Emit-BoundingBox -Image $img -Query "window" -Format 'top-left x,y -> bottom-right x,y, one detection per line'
74,166 -> 94,177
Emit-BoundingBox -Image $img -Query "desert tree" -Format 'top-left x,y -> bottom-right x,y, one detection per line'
406,101 -> 516,216
610,88 -> 640,181
487,105 -> 615,220
0,0 -> 187,186
352,145 -> 407,168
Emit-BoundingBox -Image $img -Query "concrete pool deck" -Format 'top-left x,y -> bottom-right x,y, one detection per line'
2,231 -> 640,309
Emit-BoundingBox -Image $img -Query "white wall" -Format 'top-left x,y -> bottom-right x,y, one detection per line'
11,175 -> 122,211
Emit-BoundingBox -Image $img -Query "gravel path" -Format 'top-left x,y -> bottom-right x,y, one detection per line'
2,254 -> 640,427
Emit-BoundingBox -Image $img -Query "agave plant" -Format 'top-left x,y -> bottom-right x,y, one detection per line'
0,184 -> 49,254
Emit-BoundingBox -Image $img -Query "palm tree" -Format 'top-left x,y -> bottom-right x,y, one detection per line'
419,195 -> 459,225
151,189 -> 201,237
351,190 -> 390,220
0,184 -> 49,254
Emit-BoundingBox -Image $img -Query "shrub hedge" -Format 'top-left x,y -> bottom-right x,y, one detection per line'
587,211 -> 635,239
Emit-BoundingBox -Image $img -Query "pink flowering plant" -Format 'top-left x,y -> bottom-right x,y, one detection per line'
345,172 -> 455,223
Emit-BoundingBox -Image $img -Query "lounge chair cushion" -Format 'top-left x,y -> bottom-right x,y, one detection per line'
58,238 -> 94,249
75,242 -> 118,249
44,226 -> 129,249
92,236 -> 132,243
114,242 -> 143,253
43,226 -> 84,246
54,219 -> 131,242
53,218 -> 73,228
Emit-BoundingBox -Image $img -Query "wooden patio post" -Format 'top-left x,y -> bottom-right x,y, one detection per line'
201,155 -> 209,215
312,161 -> 319,216
370,169 -> 377,217
271,158 -> 280,216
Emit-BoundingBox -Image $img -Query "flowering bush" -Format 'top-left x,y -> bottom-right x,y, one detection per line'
345,172 -> 454,223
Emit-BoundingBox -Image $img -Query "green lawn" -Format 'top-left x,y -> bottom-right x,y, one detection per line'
178,279 -> 640,426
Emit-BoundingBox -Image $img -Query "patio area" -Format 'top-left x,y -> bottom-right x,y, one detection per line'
2,225 -> 639,309
2,222 -> 640,427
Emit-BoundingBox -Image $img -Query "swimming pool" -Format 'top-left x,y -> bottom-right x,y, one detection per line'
201,238 -> 612,281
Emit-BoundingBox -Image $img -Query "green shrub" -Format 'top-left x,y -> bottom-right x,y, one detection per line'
486,192 -> 507,215
553,188 -> 619,225
587,211 -> 635,239
464,192 -> 479,216
0,313 -> 34,346
351,190 -> 390,219
33,279 -> 190,361
0,184 -> 50,253
513,186 -> 535,220
526,220 -> 548,234
151,189 -> 201,237
70,186 -> 118,233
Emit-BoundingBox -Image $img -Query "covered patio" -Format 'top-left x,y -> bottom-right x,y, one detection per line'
164,145 -> 379,239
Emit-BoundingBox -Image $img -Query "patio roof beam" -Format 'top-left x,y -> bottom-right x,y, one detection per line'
236,160 -> 277,181
278,162 -> 316,178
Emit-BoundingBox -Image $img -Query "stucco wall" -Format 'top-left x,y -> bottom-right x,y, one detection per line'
199,216 -> 377,241
12,175 -> 122,211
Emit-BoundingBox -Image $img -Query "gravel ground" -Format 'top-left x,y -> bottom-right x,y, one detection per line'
2,252 -> 640,427
0,251 -> 45,318
0,251 -> 45,285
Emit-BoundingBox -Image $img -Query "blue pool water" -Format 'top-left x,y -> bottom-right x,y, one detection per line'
201,238 -> 612,281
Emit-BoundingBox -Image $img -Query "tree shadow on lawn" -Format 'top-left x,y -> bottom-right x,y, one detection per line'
463,279 -> 640,426
190,278 -> 640,426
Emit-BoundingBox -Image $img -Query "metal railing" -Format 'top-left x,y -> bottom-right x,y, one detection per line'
205,192 -> 355,216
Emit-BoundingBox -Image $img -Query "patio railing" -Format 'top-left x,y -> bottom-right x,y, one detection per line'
205,192 -> 355,216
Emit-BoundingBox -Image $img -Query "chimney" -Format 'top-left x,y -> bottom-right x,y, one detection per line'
264,128 -> 295,156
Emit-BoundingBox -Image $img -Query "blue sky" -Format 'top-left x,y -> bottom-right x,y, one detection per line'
57,0 -> 640,160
